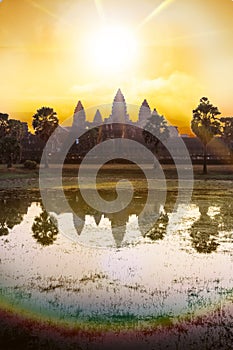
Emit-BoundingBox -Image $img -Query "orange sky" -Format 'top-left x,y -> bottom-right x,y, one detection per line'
0,0 -> 232,134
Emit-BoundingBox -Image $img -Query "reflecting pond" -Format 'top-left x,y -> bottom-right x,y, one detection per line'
0,185 -> 232,324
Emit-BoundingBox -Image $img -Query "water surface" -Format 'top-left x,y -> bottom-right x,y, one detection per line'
0,185 -> 232,325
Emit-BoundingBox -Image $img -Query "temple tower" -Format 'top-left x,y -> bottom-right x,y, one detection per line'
93,109 -> 103,125
138,99 -> 151,124
72,100 -> 86,130
109,89 -> 129,123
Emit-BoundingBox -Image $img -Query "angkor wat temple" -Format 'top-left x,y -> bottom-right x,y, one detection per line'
70,88 -> 179,140
21,89 -> 231,163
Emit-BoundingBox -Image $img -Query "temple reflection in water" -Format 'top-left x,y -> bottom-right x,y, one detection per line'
0,189 -> 232,252
47,189 -> 168,248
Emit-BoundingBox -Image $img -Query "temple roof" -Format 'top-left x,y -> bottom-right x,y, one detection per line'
74,100 -> 84,114
141,99 -> 150,109
152,108 -> 159,116
114,88 -> 125,103
93,109 -> 102,123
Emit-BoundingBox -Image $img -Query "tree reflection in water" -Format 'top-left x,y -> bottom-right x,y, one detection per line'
189,189 -> 233,253
0,195 -> 29,236
0,189 -> 232,251
217,195 -> 233,233
29,189 -> 233,250
145,190 -> 175,242
189,201 -> 219,254
146,211 -> 169,241
32,208 -> 58,246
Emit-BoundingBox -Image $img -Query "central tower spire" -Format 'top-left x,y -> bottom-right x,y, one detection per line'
110,88 -> 129,123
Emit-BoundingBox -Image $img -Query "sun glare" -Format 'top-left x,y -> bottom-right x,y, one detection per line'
89,26 -> 138,73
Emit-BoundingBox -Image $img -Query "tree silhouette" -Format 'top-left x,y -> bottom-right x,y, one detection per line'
32,208 -> 58,246
0,114 -> 24,167
0,136 -> 20,168
0,113 -> 9,137
191,97 -> 221,174
143,109 -> 169,166
32,107 -> 59,168
8,119 -> 26,162
220,117 -> 233,162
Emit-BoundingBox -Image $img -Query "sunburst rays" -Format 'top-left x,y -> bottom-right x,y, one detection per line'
24,0 -> 74,30
24,0 -> 61,21
25,0 -> 175,33
137,0 -> 176,31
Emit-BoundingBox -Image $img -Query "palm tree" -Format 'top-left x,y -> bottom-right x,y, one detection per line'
191,97 -> 221,174
32,107 -> 59,168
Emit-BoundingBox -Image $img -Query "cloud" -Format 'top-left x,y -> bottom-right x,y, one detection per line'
129,72 -> 204,123
69,71 -> 204,129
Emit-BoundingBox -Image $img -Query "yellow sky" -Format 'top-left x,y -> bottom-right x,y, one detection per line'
0,0 -> 232,134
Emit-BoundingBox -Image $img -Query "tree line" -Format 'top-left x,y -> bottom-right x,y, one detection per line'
0,107 -> 59,168
0,99 -> 233,173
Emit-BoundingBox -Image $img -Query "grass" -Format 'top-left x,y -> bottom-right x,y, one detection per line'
0,163 -> 233,189
0,165 -> 38,180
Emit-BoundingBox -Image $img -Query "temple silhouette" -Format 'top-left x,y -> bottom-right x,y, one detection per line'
20,89 -> 232,163
53,88 -> 180,161
70,88 -> 179,139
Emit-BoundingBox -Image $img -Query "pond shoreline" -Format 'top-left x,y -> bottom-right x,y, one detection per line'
0,164 -> 233,190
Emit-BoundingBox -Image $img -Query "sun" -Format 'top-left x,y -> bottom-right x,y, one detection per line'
88,26 -> 138,73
